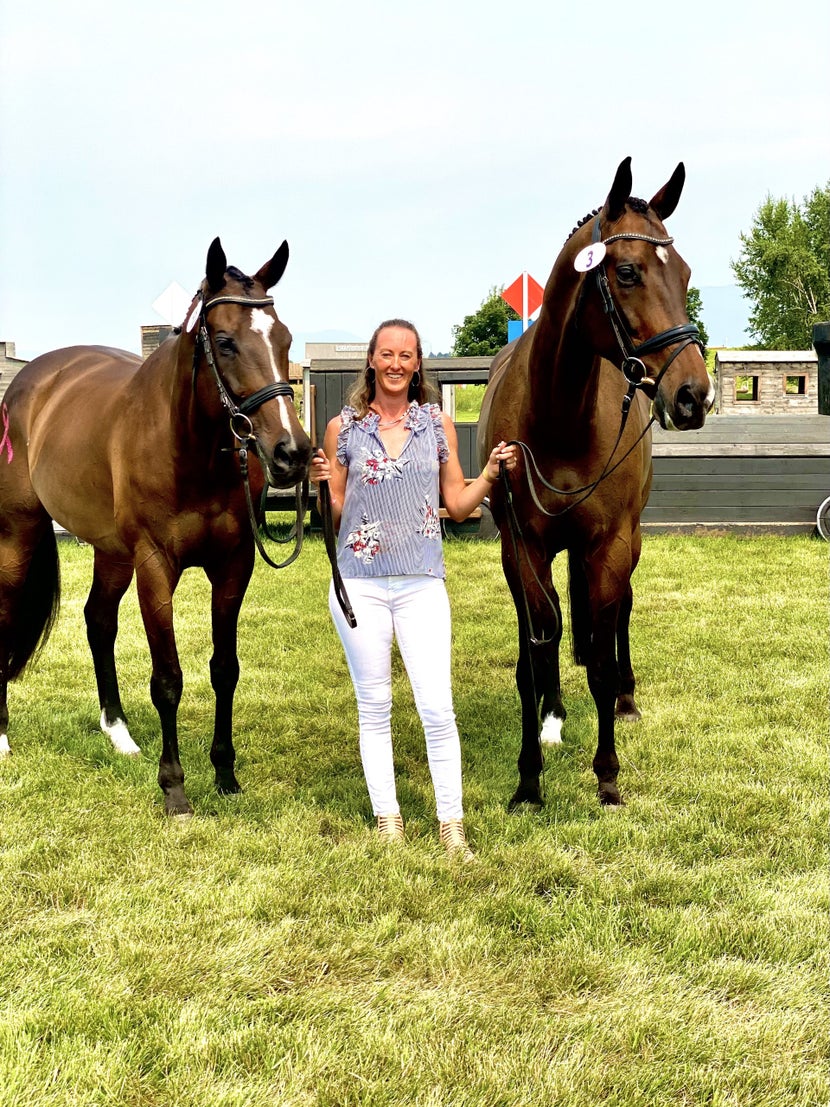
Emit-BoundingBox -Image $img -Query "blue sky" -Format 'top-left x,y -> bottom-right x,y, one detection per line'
1,0 -> 827,361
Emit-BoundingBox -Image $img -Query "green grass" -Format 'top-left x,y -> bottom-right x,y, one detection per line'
0,535 -> 827,1106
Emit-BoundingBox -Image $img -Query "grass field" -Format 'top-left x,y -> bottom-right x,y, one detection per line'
0,534 -> 826,1106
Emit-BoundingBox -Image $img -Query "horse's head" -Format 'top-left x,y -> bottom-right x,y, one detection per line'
570,157 -> 714,430
192,238 -> 313,487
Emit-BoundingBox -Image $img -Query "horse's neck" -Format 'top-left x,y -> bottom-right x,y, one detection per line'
525,303 -> 600,454
143,336 -> 227,460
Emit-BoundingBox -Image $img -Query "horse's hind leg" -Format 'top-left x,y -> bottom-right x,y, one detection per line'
85,551 -> 140,755
505,547 -> 565,811
0,511 -> 61,757
584,555 -> 629,806
615,581 -> 642,722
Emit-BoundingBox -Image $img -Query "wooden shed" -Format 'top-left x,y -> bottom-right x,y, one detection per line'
714,350 -> 818,415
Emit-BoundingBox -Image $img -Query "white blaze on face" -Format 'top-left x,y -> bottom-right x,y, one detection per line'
249,308 -> 297,445
656,246 -> 669,265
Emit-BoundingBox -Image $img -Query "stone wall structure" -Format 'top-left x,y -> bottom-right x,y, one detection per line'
714,349 -> 818,414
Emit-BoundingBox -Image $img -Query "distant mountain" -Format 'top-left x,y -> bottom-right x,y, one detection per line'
698,286 -> 752,348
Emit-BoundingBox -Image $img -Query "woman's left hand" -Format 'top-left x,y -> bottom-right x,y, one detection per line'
483,441 -> 518,483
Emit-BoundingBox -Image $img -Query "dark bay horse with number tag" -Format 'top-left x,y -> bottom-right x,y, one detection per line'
0,238 -> 313,815
478,158 -> 713,809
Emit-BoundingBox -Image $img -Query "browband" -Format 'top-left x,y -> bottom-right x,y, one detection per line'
203,295 -> 275,313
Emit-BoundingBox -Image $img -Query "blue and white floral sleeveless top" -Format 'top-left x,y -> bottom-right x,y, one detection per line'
335,402 -> 449,579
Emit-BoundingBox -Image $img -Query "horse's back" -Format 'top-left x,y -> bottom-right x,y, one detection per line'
3,347 -> 144,549
7,345 -> 141,430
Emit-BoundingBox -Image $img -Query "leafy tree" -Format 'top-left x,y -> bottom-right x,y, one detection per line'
686,286 -> 709,354
731,183 -> 830,349
451,288 -> 519,356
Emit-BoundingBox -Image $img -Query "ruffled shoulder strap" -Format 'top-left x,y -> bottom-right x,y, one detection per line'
427,403 -> 450,463
336,405 -> 358,465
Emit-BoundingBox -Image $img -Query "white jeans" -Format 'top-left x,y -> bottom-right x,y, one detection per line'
329,575 -> 463,821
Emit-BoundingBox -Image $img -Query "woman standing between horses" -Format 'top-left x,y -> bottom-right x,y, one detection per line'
310,319 -> 517,860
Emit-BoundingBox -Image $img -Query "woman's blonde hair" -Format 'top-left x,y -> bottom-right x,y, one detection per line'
347,318 -> 438,418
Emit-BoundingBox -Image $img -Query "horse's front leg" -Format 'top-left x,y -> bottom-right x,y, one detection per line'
85,551 -> 140,754
504,545 -> 564,811
134,550 -> 189,816
204,551 -> 254,796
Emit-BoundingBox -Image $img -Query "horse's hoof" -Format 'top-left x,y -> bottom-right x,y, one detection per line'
216,774 -> 242,796
0,734 -> 11,758
164,791 -> 193,818
508,781 -> 545,812
615,696 -> 641,722
598,783 -> 624,807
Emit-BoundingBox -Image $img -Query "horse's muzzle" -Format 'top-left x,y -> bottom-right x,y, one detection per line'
654,373 -> 714,431
263,432 -> 314,487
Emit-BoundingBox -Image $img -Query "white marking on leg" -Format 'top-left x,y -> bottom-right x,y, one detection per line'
540,714 -> 563,745
0,733 -> 10,757
100,711 -> 141,756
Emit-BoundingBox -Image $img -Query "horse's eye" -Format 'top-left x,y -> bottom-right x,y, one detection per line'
615,264 -> 639,286
216,335 -> 237,357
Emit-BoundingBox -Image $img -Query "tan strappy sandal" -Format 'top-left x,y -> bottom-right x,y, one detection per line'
439,819 -> 475,863
376,813 -> 405,842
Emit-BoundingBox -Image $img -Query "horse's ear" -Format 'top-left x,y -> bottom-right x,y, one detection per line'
206,238 -> 227,293
254,241 -> 290,291
650,163 -> 685,221
605,157 -> 633,222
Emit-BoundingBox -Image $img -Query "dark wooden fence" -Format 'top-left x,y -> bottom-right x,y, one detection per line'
646,416 -> 829,533
291,363 -> 829,536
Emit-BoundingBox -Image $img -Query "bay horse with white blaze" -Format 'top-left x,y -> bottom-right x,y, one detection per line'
0,239 -> 313,815
478,158 -> 713,809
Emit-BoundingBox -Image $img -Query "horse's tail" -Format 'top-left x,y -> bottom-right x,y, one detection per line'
568,550 -> 591,667
8,525 -> 61,680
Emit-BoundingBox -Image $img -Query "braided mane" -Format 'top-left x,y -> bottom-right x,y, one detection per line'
564,196 -> 648,243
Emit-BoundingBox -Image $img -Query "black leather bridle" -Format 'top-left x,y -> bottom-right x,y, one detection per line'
195,292 -> 296,429
192,290 -> 305,569
589,213 -> 703,402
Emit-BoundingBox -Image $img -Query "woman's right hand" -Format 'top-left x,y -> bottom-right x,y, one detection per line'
309,448 -> 331,484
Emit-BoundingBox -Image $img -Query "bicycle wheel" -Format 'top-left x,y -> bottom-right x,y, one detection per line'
816,495 -> 830,540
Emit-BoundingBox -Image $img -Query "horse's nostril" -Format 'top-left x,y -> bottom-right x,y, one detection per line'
675,384 -> 695,415
671,382 -> 709,430
272,434 -> 313,472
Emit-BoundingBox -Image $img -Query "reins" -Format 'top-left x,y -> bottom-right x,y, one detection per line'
317,479 -> 357,628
